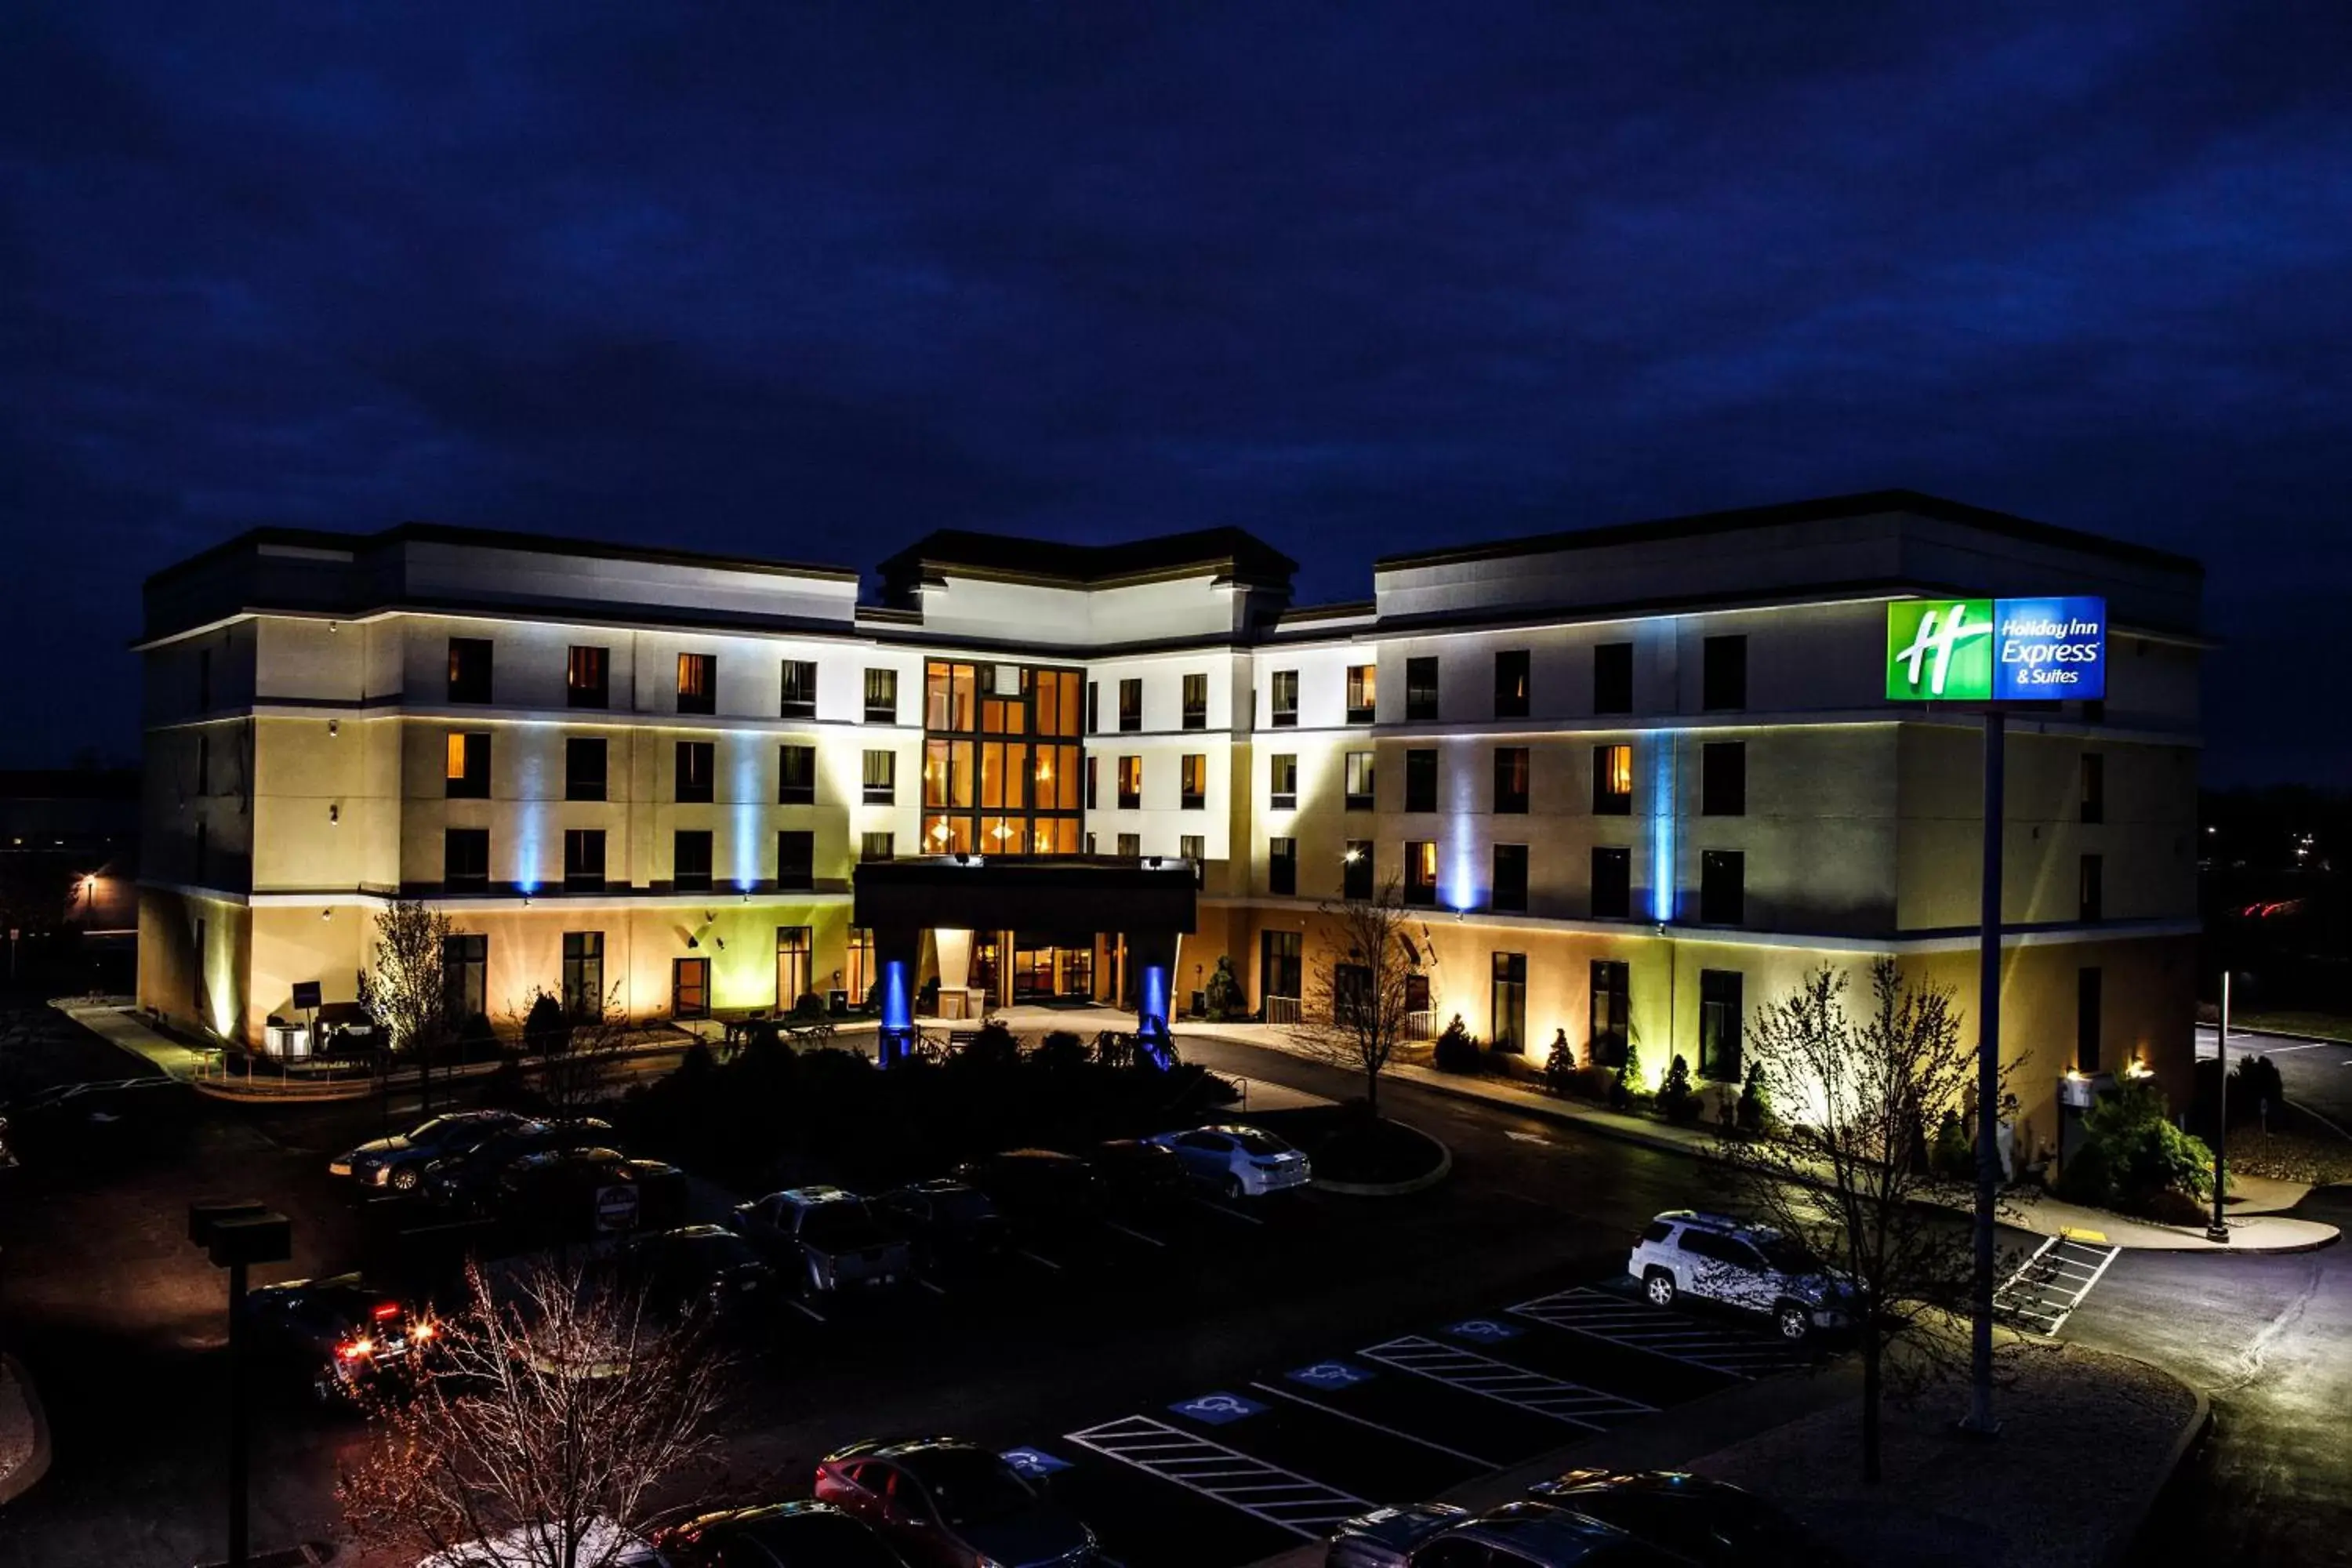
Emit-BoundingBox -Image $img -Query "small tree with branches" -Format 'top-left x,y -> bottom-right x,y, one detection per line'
505,984 -> 637,1124
362,898 -> 455,1114
1288,879 -> 1421,1118
1712,957 -> 2011,1483
339,1258 -> 726,1568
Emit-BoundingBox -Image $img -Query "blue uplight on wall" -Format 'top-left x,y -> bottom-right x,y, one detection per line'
733,740 -> 762,891
516,797 -> 543,895
1445,833 -> 1480,916
878,956 -> 913,1068
1649,735 -> 1676,923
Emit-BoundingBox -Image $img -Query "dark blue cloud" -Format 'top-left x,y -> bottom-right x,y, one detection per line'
3,1 -> 2347,779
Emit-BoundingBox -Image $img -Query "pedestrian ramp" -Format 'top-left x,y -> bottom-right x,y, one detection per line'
1507,1287 -> 1811,1378
1357,1336 -> 1656,1430
1994,1235 -> 2121,1335
1063,1415 -> 1371,1540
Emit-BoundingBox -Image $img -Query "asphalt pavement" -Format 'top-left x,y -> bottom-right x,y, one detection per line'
2200,1023 -> 2352,1138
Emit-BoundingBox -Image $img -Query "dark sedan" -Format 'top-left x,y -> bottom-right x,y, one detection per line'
0,1076 -> 191,1166
622,1225 -> 777,1319
421,1116 -> 615,1210
1089,1138 -> 1187,1212
495,1147 -> 688,1240
238,1273 -> 438,1409
952,1149 -> 1109,1232
1523,1469 -> 1840,1567
655,1501 -> 907,1567
877,1180 -> 1007,1272
816,1437 -> 1098,1567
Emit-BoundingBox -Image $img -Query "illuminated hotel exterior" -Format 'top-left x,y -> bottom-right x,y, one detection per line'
136,490 -> 2202,1147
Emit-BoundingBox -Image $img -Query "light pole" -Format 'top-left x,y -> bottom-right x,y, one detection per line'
1964,708 -> 2005,1435
2208,971 -> 2232,1243
189,1200 -> 292,1568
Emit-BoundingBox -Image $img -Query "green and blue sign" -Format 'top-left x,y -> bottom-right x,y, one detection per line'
1886,596 -> 2106,702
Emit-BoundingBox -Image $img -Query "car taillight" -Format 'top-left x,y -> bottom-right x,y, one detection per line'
338,1336 -> 376,1360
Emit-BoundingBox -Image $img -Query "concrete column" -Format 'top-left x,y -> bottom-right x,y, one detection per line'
935,927 -> 973,1018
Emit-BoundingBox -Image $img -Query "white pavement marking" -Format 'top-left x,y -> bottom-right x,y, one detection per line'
1508,1287 -> 1809,1377
1357,1336 -> 1656,1429
787,1298 -> 828,1323
1189,1197 -> 1267,1226
1063,1414 -> 1371,1539
1505,1131 -> 1549,1144
918,1278 -> 949,1297
1994,1236 -> 2122,1335
1107,1221 -> 1169,1248
1017,1247 -> 1066,1272
1246,1381 -> 1501,1468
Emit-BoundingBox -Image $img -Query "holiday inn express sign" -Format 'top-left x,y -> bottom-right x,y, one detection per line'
1886,597 -> 2107,701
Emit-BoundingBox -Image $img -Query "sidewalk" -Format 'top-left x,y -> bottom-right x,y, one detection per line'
1174,1023 -> 2342,1254
51,997 -> 215,1079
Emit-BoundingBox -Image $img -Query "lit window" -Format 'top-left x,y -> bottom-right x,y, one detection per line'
1593,744 -> 1633,815
677,652 -> 717,715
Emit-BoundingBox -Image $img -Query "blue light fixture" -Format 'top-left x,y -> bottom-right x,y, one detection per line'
1650,735 -> 1677,924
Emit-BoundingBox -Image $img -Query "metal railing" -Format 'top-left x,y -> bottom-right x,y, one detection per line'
1404,1008 -> 1436,1041
1263,995 -> 1301,1026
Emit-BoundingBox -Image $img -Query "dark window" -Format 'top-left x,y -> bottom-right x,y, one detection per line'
561,932 -> 604,1018
443,828 -> 490,890
1592,846 -> 1632,918
565,737 -> 608,802
1405,656 -> 1439,722
1085,754 -> 1098,810
861,831 -> 894,863
1493,844 -> 1529,913
779,659 -> 816,719
1182,673 -> 1208,730
1269,837 -> 1297,896
1494,747 -> 1530,814
1116,755 -> 1142,811
1702,634 -> 1748,711
1593,744 -> 1633,814
1270,753 -> 1298,810
563,829 -> 605,892
1593,641 -> 1633,714
1491,952 -> 1527,1054
2081,753 -> 2105,824
1085,680 -> 1100,733
1271,670 -> 1299,727
778,830 -> 815,890
1404,749 -> 1438,812
1180,753 -> 1207,809
778,744 -> 815,805
1345,665 -> 1377,724
194,820 -> 207,882
447,638 -> 493,704
1118,678 -> 1142,733
1343,840 -> 1374,900
1179,835 -> 1204,880
445,732 -> 490,799
1344,750 -> 1375,811
862,750 -> 896,804
677,652 -> 717,715
443,933 -> 487,1024
1116,832 -> 1141,858
1701,742 -> 1746,816
671,830 -> 713,891
1700,849 -> 1745,924
2079,853 -> 2103,922
2083,699 -> 2106,725
675,741 -> 715,804
566,646 -> 609,709
1699,970 -> 1744,1082
198,648 -> 212,711
1494,649 -> 1530,719
2077,967 -> 2102,1073
196,734 -> 210,795
864,667 -> 898,724
1403,840 -> 1438,907
1590,960 -> 1630,1066
1262,929 -> 1303,1005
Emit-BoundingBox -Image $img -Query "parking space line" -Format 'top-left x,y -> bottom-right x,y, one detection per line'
1107,1221 -> 1168,1248
1246,1381 -> 1500,1468
1357,1337 -> 1657,1428
1189,1197 -> 1266,1226
787,1298 -> 827,1323
918,1278 -> 949,1297
1506,1287 -> 1809,1377
1064,1415 -> 1370,1538
1018,1247 -> 1067,1272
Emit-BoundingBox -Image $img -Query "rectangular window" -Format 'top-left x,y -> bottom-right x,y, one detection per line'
1590,960 -> 1631,1066
198,648 -> 212,711
779,659 -> 816,719
2081,753 -> 2105,825
1403,839 -> 1438,907
777,829 -> 815,890
1102,677 -> 1136,735
1345,664 -> 1377,724
671,956 -> 709,1020
1116,832 -> 1142,858
443,933 -> 488,1025
778,744 -> 815,805
445,731 -> 490,799
863,667 -> 898,724
443,828 -> 490,890
1493,844 -> 1529,913
1343,840 -> 1374,901
1271,670 -> 1299,728
862,749 -> 896,805
1405,656 -> 1439,722
1701,741 -> 1746,816
1494,648 -> 1531,719
1593,743 -> 1633,814
1180,753 -> 1207,810
447,638 -> 493,704
1087,680 -> 1100,734
1179,834 -> 1204,876
1700,849 -> 1745,924
1182,673 -> 1208,730
1593,641 -> 1633,715
675,740 -> 715,804
1493,746 -> 1530,814
2077,967 -> 2103,1073
1491,952 -> 1527,1054
1262,929 -> 1303,1006
861,831 -> 895,863
1699,970 -> 1744,1082
1345,750 -> 1375,811
1702,634 -> 1748,711
677,652 -> 717,716
561,932 -> 604,1018
672,829 -> 713,891
1269,753 -> 1298,810
2080,853 -> 2103,922
1085,754 -> 1098,810
847,927 -> 875,1006
1592,846 -> 1632,918
1116,755 -> 1142,811
567,645 -> 609,709
927,661 -> 978,732
565,737 -> 608,802
776,926 -> 813,1011
1405,748 -> 1438,813
563,829 -> 605,892
196,733 -> 211,795
1269,837 -> 1298,896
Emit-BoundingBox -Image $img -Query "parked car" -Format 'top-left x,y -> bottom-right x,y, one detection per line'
815,1437 -> 1099,1567
331,1110 -> 528,1192
421,1117 -> 615,1211
0,1076 -> 191,1164
1143,1124 -> 1312,1200
496,1147 -> 688,1240
1327,1501 -> 1679,1568
1088,1138 -> 1188,1212
621,1225 -> 777,1319
1523,1470 -> 1838,1568
877,1179 -> 1007,1270
238,1272 -> 439,1409
1627,1210 -> 1850,1341
732,1187 -> 914,1297
418,1518 -> 662,1568
952,1149 -> 1109,1229
655,1501 -> 906,1567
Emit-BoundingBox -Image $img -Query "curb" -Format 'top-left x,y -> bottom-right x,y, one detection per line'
2097,1349 -> 2213,1568
0,1353 -> 53,1508
1311,1120 -> 1454,1196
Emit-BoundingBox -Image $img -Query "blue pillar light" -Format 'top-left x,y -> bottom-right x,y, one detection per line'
1136,963 -> 1173,1069
877,956 -> 913,1069
1649,734 -> 1677,924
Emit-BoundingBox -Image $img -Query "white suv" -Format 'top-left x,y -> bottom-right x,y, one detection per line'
1626,1210 -> 1849,1341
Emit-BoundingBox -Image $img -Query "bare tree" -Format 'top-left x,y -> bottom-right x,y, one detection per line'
1288,879 -> 1422,1118
362,898 -> 454,1114
506,984 -> 638,1124
339,1258 -> 726,1568
1712,958 -> 2011,1483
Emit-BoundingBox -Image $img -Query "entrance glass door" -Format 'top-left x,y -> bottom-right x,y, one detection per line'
1261,930 -> 1301,1025
672,957 -> 710,1020
1490,952 -> 1527,1054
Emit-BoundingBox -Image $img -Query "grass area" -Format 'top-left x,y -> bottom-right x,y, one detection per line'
2227,1127 -> 2352,1188
2230,1009 -> 2352,1044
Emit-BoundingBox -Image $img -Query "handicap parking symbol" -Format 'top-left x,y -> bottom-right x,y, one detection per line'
1287,1360 -> 1374,1390
1170,1391 -> 1267,1425
1002,1446 -> 1072,1477
1446,1317 -> 1523,1342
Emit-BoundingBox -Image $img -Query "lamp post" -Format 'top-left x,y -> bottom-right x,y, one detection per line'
2208,971 -> 2232,1243
189,1201 -> 292,1568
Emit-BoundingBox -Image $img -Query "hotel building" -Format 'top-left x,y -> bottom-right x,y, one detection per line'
136,490 -> 2202,1145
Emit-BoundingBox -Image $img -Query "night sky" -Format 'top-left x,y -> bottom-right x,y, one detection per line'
4,4 -> 2347,783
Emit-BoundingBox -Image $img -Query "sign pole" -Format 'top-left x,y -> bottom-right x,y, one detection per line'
1965,707 -> 2004,1435
2208,972 -> 2230,1243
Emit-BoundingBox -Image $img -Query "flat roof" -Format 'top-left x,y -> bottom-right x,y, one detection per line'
879,525 -> 1298,590
146,520 -> 862,590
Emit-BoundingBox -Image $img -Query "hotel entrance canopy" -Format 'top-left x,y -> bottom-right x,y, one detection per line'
852,855 -> 1198,937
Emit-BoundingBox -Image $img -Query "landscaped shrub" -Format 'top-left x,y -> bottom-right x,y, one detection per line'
1610,1041 -> 1644,1110
2056,1078 -> 2216,1223
1930,1107 -> 1973,1178
1737,1060 -> 1769,1133
521,990 -> 571,1058
789,990 -> 826,1020
1203,955 -> 1245,1022
2230,1054 -> 2286,1125
1656,1054 -> 1698,1123
1542,1029 -> 1577,1098
953,1020 -> 1023,1072
1432,1014 -> 1484,1074
1033,1030 -> 1089,1071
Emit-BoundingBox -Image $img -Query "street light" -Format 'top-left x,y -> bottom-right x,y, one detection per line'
2209,972 -> 2236,1243
189,1200 -> 292,1568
